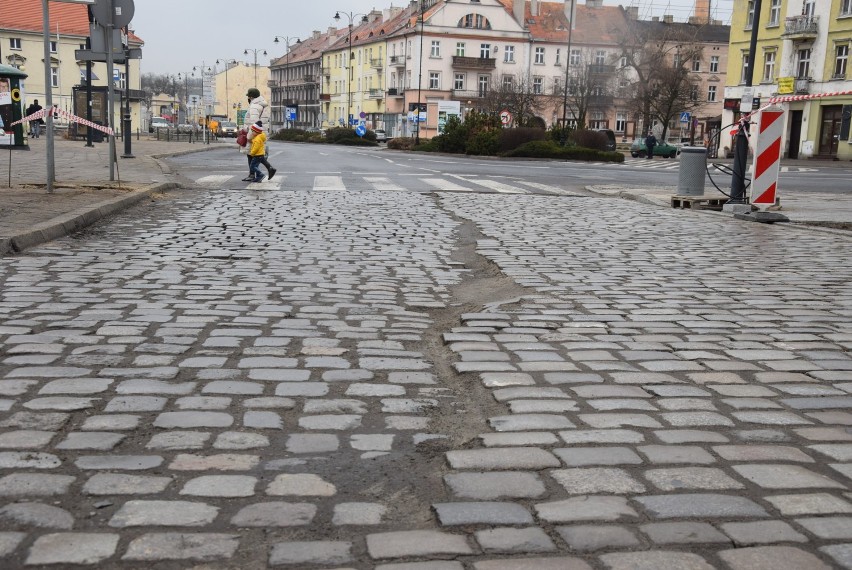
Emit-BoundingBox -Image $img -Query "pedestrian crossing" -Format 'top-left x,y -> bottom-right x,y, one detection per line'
192,173 -> 581,196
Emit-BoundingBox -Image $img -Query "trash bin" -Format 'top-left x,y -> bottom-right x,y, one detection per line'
677,146 -> 707,196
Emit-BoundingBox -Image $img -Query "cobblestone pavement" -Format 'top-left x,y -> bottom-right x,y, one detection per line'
0,183 -> 850,568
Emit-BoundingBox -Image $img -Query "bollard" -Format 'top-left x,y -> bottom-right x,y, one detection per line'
677,146 -> 707,197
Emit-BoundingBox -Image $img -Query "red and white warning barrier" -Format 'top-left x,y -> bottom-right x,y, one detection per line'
10,107 -> 114,136
769,89 -> 852,104
751,106 -> 784,207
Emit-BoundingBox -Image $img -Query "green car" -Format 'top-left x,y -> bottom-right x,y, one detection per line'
630,139 -> 680,158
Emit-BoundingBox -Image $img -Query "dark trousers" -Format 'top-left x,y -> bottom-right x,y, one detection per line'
247,154 -> 271,173
647,146 -> 655,159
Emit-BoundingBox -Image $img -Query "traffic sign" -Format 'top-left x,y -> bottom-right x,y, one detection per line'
499,109 -> 513,125
680,111 -> 691,123
355,125 -> 367,137
89,0 -> 135,28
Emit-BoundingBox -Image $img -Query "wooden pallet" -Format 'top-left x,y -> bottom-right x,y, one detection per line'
671,195 -> 727,211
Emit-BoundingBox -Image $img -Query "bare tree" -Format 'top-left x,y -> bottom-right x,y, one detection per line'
618,19 -> 705,140
479,76 -> 549,127
557,52 -> 616,130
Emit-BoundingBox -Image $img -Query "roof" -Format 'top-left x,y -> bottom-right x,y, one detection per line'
634,18 -> 731,44
0,0 -> 143,43
326,6 -> 417,52
270,28 -> 350,67
495,1 -> 630,45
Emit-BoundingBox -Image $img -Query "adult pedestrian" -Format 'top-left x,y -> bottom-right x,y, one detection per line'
244,88 -> 276,180
645,130 -> 657,160
26,99 -> 43,139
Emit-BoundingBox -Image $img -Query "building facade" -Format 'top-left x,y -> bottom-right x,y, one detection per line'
0,0 -> 144,134
724,0 -> 852,160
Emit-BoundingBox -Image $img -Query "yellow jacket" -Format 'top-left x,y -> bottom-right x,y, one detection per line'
249,132 -> 266,156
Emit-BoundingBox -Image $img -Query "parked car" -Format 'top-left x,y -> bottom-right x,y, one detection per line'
630,139 -> 680,158
217,121 -> 239,138
374,129 -> 388,142
149,117 -> 170,132
593,128 -> 616,151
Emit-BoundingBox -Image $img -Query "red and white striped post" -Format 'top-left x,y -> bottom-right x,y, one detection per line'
750,106 -> 784,208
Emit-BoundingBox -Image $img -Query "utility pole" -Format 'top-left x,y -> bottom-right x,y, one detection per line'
274,36 -> 301,129
415,1 -> 425,144
334,11 -> 368,128
41,0 -> 55,192
193,63 -> 211,144
244,47 -> 268,88
560,0 -> 576,145
728,0 -> 763,205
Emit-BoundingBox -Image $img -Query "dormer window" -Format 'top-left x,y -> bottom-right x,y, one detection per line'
458,13 -> 491,29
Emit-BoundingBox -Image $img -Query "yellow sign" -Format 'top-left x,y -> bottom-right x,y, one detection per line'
777,77 -> 794,94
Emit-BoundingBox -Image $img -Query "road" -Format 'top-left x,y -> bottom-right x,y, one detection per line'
0,142 -> 851,568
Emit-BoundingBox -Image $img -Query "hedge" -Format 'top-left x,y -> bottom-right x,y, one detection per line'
502,140 -> 624,162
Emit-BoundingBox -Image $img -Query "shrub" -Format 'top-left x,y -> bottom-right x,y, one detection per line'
271,129 -> 307,141
334,138 -> 379,147
503,140 -> 623,162
570,129 -> 608,151
547,125 -> 573,144
387,137 -> 416,150
325,127 -> 358,143
498,127 -> 547,153
466,129 -> 500,156
413,139 -> 439,152
435,115 -> 468,154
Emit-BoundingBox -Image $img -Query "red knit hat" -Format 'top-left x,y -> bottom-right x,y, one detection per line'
250,122 -> 263,133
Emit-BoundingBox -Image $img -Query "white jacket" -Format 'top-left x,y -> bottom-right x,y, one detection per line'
246,95 -> 271,132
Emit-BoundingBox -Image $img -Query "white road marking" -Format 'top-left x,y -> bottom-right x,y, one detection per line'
196,175 -> 234,186
465,178 -> 526,194
421,178 -> 474,192
365,177 -> 404,191
313,176 -> 346,191
515,180 -> 574,195
249,178 -> 285,191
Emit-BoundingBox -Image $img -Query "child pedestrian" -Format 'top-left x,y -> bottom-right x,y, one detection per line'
247,121 -> 267,183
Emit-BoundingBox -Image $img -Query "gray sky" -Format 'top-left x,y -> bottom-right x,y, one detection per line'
132,0 -> 734,76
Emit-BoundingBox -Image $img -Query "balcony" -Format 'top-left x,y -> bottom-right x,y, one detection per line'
783,15 -> 819,39
320,93 -> 331,101
303,75 -> 317,84
588,64 -> 616,75
452,89 -> 489,100
452,56 -> 496,70
588,95 -> 614,108
795,77 -> 811,94
368,89 -> 384,99
387,88 -> 404,97
371,58 -> 384,69
389,55 -> 406,67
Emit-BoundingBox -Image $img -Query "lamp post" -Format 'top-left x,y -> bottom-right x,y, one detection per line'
243,47 -> 268,87
274,36 -> 300,129
192,63 -> 212,144
333,11 -> 368,128
177,71 -> 191,125
560,0 -> 576,145
414,1 -> 425,144
215,58 -> 237,120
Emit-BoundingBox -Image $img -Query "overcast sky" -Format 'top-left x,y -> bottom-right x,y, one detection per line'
132,0 -> 734,76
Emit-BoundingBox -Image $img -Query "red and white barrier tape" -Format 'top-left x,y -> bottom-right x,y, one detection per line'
10,107 -> 114,136
769,89 -> 852,104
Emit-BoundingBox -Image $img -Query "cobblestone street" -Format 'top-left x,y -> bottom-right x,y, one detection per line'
0,178 -> 851,567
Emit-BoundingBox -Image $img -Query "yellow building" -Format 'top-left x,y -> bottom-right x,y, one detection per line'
724,0 -> 852,160
212,61 -> 269,124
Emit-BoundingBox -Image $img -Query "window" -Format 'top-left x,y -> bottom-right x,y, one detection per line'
768,0 -> 781,25
50,41 -> 58,53
431,41 -> 441,58
835,45 -> 849,78
710,55 -> 719,73
763,51 -> 776,82
504,45 -> 515,62
502,75 -> 514,89
51,67 -> 59,88
553,77 -> 561,93
456,42 -> 465,57
692,58 -> 701,72
615,112 -> 627,133
535,47 -> 545,64
478,75 -> 489,96
429,72 -> 440,89
533,76 -> 543,94
570,49 -> 580,66
707,85 -> 717,101
454,73 -> 465,90
797,48 -> 811,78
803,0 -> 815,17
556,49 -> 561,65
746,0 -> 755,28
690,85 -> 698,101
590,111 -> 606,129
619,56 -> 627,68
595,50 -> 606,65
119,72 -> 126,90
673,53 -> 682,67
741,53 -> 749,83
843,0 -> 852,15
480,44 -> 491,59
10,38 -> 21,50
458,13 -> 491,29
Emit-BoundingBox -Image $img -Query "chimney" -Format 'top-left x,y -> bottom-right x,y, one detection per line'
312,30 -> 321,40
565,0 -> 578,29
531,0 -> 540,17
513,0 -> 525,26
586,0 -> 603,7
693,0 -> 711,24
368,9 -> 383,22
662,14 -> 673,23
328,26 -> 337,36
626,6 -> 639,19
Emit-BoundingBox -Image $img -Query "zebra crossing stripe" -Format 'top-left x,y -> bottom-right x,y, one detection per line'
515,181 -> 573,195
313,176 -> 346,191
196,175 -> 235,187
421,178 -> 473,192
364,177 -> 404,191
250,178 -> 284,190
467,178 -> 526,194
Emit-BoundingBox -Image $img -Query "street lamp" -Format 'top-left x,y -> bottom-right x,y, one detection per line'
176,71 -> 192,124
414,1 -> 426,144
243,47 -> 268,87
215,58 -> 237,120
560,0 -> 576,145
333,11 -> 369,128
273,36 -> 300,129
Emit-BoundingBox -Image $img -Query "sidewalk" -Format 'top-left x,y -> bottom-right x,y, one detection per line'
0,136 -> 223,254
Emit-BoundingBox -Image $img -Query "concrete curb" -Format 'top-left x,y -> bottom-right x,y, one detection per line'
1,182 -> 182,255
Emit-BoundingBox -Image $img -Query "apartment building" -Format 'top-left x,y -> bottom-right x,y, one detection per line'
724,0 -> 852,160
0,0 -> 144,133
